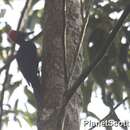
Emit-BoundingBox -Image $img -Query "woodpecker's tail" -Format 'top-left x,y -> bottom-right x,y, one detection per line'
31,76 -> 43,110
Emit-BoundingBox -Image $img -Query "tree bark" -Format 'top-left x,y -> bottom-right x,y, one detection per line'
63,0 -> 83,130
39,0 -> 83,130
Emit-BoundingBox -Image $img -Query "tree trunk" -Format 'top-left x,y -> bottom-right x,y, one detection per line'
39,0 -> 83,130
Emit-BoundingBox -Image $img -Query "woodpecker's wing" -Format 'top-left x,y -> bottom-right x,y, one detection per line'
16,41 -> 39,85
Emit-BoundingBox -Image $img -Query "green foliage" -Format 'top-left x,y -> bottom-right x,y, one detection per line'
23,111 -> 37,126
81,0 -> 130,125
0,0 -> 44,129
24,86 -> 36,108
1,0 -> 130,129
81,79 -> 93,112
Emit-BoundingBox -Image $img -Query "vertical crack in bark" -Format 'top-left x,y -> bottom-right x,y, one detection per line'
62,3 -> 130,111
67,0 -> 91,88
41,0 -> 83,129
62,0 -> 68,89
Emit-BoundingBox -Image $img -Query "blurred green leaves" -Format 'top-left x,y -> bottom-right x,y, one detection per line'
0,0 -> 44,128
81,0 -> 130,123
1,0 -> 130,129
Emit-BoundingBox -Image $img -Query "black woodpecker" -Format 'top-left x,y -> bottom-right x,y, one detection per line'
8,30 -> 41,108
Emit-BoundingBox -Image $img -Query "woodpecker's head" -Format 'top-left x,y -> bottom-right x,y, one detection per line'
7,30 -> 34,45
8,30 -> 17,42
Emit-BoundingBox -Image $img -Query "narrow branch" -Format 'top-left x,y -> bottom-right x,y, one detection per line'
63,4 -> 130,109
11,0 -> 31,56
17,0 -> 30,31
3,109 -> 24,115
62,0 -> 68,87
0,2 -> 32,128
0,55 -> 15,73
88,97 -> 129,130
0,68 -> 9,130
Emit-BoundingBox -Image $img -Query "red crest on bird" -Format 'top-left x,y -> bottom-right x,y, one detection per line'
7,30 -> 17,43
7,30 -> 34,45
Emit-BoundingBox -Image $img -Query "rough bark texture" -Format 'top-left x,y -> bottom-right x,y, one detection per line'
66,0 -> 82,81
20,0 -> 33,31
40,1 -> 65,129
64,0 -> 82,130
39,0 -> 83,130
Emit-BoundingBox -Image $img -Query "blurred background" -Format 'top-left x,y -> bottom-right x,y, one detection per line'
1,0 -> 130,130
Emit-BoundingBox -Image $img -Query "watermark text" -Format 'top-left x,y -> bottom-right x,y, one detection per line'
84,120 -> 130,128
